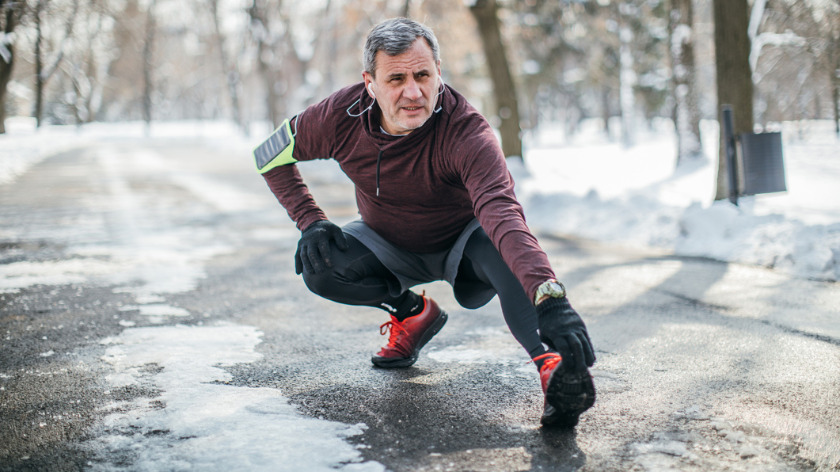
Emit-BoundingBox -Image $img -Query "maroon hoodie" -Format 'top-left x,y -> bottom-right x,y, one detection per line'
263,82 -> 555,300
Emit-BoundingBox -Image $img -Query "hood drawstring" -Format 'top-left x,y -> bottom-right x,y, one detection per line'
376,149 -> 383,197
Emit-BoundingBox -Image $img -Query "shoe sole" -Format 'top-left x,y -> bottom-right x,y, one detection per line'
371,311 -> 448,368
541,368 -> 596,428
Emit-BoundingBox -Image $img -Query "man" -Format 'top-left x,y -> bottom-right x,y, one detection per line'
255,18 -> 595,427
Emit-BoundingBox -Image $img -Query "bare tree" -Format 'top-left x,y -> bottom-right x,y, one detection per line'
668,0 -> 702,165
832,0 -> 840,136
829,0 -> 840,137
468,0 -> 522,158
68,0 -> 114,125
617,2 -> 637,148
713,0 -> 753,200
585,6 -> 621,137
32,0 -> 78,127
772,0 -> 840,136
209,0 -> 244,133
560,1 -> 662,142
1,0 -> 26,134
247,0 -> 280,127
508,2 -> 589,138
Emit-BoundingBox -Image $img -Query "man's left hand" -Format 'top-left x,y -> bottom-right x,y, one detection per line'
536,296 -> 596,372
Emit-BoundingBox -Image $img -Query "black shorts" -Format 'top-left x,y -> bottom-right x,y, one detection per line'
343,219 -> 496,309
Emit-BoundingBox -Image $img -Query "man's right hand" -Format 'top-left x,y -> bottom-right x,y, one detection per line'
295,220 -> 349,274
536,296 -> 596,373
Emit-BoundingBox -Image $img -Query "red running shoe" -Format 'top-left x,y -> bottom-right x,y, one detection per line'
533,352 -> 596,427
371,294 -> 447,368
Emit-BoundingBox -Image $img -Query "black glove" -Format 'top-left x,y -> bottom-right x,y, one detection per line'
536,296 -> 596,373
294,220 -> 348,275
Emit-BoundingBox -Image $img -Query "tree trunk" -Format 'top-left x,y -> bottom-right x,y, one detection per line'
668,0 -> 703,166
713,0 -> 753,200
469,0 -> 523,159
210,0 -> 244,134
0,1 -> 20,134
834,73 -> 839,137
0,56 -> 9,134
142,0 -> 156,134
72,5 -> 105,126
248,0 -> 279,126
833,54 -> 840,137
601,85 -> 611,136
618,13 -> 636,148
34,0 -> 45,128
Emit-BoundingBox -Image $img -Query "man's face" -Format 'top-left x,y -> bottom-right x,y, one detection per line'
363,38 -> 441,136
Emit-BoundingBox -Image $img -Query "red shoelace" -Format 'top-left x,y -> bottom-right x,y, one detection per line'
532,352 -> 562,374
379,319 -> 409,349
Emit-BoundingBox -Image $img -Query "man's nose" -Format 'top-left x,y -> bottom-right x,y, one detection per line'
403,79 -> 422,101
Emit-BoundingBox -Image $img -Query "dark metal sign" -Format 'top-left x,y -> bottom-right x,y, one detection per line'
721,105 -> 787,205
739,132 -> 786,196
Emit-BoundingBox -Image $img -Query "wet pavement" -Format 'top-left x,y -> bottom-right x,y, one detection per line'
1,136 -> 838,471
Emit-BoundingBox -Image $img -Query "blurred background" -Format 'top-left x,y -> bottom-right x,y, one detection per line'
1,0 -> 838,184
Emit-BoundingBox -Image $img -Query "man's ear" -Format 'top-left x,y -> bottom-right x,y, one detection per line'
362,72 -> 375,99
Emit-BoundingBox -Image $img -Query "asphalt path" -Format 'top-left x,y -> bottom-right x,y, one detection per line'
1,136 -> 838,471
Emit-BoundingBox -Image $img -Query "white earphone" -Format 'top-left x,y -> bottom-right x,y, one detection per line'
367,83 -> 376,99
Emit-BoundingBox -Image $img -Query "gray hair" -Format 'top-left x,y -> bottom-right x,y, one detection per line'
363,18 -> 440,77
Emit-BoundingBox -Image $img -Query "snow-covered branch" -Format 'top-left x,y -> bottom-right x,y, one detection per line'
751,31 -> 808,72
0,32 -> 12,64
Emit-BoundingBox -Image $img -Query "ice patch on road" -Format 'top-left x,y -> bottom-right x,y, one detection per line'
0,235 -> 228,300
119,304 -> 189,317
119,303 -> 191,324
89,322 -> 383,472
0,259 -> 112,294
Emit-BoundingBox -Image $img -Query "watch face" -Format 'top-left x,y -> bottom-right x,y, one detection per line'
548,282 -> 565,297
536,280 -> 566,304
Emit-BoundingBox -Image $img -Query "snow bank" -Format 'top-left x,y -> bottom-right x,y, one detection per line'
517,119 -> 840,282
677,201 -> 840,280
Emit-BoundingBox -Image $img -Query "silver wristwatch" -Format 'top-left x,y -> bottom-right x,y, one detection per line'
534,279 -> 566,305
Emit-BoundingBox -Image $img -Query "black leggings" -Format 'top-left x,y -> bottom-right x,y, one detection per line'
301,231 -> 546,359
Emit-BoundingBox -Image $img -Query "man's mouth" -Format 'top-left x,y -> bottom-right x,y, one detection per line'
401,104 -> 425,112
